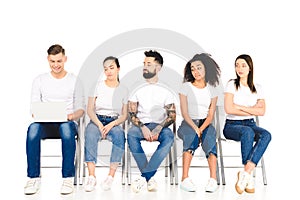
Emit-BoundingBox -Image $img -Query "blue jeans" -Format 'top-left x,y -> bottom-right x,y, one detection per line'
223,118 -> 271,165
177,119 -> 217,158
26,121 -> 77,178
84,115 -> 125,164
127,123 -> 174,182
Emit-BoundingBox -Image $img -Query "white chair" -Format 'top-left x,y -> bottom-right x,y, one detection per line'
171,119 -> 221,186
80,119 -> 127,185
40,117 -> 84,185
126,122 -> 178,185
215,106 -> 268,185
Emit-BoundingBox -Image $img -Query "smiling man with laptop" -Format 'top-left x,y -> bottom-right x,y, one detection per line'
24,44 -> 85,195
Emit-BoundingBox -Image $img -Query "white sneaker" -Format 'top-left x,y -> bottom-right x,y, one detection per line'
235,171 -> 250,194
245,175 -> 255,193
180,177 -> 197,192
131,177 -> 146,193
85,175 -> 97,192
205,178 -> 218,192
24,177 -> 41,195
101,175 -> 114,191
147,177 -> 157,191
60,177 -> 74,195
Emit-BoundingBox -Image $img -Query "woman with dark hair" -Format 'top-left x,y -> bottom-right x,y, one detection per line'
223,54 -> 271,194
177,53 -> 221,192
84,56 -> 128,192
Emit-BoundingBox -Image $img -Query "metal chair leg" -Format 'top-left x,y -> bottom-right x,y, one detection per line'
261,156 -> 267,185
122,152 -> 126,185
218,138 -> 226,185
215,142 -> 220,185
169,149 -> 174,185
165,154 -> 169,177
127,145 -> 131,185
172,139 -> 179,185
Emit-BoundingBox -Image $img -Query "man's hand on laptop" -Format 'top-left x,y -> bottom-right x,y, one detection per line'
67,113 -> 74,121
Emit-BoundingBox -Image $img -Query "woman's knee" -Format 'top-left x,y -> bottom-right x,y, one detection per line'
208,125 -> 216,136
203,125 -> 216,139
85,123 -> 101,140
263,130 -> 272,143
177,121 -> 194,139
243,127 -> 255,139
178,128 -> 198,152
111,128 -> 125,147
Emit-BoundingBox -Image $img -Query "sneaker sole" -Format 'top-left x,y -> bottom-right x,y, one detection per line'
147,184 -> 157,191
24,189 -> 39,195
61,188 -> 74,195
61,191 -> 73,195
205,188 -> 218,193
245,188 -> 255,193
235,172 -> 245,194
84,187 -> 95,192
180,184 -> 196,192
147,186 -> 157,192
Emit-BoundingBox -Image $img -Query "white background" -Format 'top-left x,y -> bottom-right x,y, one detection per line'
0,0 -> 299,198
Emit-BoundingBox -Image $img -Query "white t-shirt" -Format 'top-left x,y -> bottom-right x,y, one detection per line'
179,82 -> 218,119
129,81 -> 175,124
30,72 -> 85,114
93,80 -> 128,116
225,80 -> 264,120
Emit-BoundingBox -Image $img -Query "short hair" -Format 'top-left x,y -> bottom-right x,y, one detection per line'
144,50 -> 163,66
47,44 -> 65,55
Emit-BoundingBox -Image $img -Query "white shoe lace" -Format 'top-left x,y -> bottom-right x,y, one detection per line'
102,176 -> 113,190
187,178 -> 196,187
148,179 -> 156,186
27,180 -> 34,187
24,178 -> 40,194
180,177 -> 196,192
239,173 -> 249,187
206,178 -> 217,191
133,178 -> 144,191
25,179 -> 36,188
87,178 -> 96,186
207,179 -> 214,187
62,180 -> 73,188
246,176 -> 255,188
147,178 -> 157,190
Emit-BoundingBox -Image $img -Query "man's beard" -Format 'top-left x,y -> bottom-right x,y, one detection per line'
143,70 -> 156,79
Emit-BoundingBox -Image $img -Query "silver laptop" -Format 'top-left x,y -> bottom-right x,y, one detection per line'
31,102 -> 68,122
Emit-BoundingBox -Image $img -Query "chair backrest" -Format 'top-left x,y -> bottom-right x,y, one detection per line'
255,115 -> 259,126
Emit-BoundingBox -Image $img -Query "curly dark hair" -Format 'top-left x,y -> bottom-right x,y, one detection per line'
183,53 -> 221,87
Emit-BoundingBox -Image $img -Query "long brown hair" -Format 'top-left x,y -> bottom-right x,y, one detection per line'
233,54 -> 256,93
